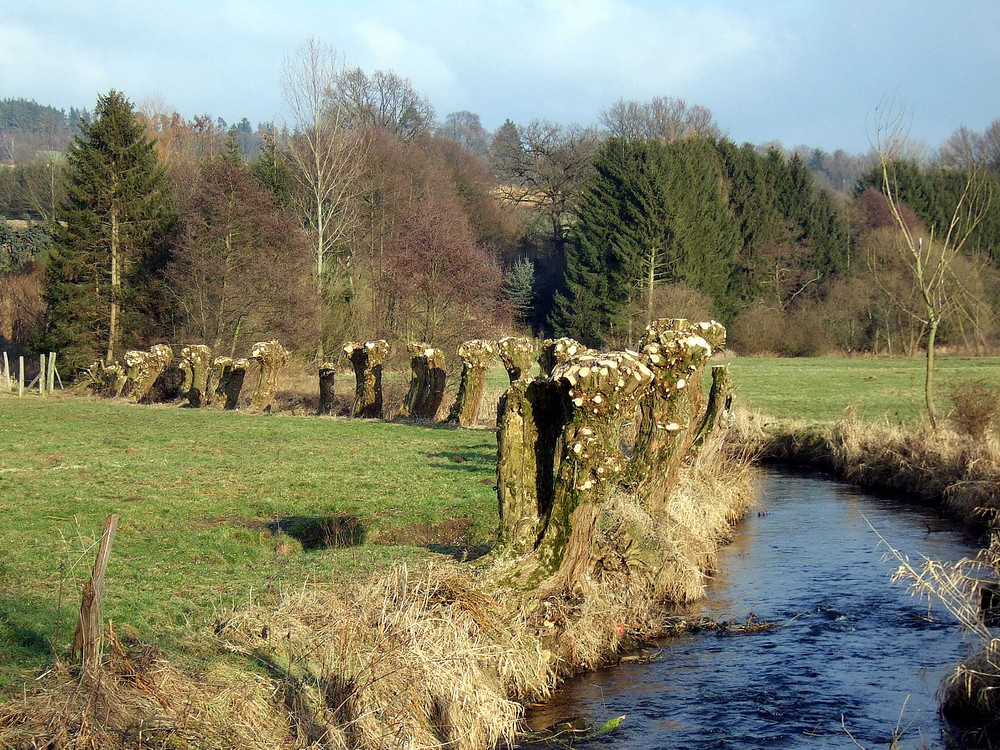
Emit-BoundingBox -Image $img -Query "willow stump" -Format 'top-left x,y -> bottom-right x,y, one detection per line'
537,337 -> 592,377
318,362 -> 337,416
205,356 -> 231,407
123,344 -> 173,404
447,339 -> 498,427
345,340 -> 389,419
497,336 -> 535,383
219,358 -> 249,410
692,364 -> 735,453
627,319 -> 726,503
400,344 -> 447,419
250,340 -> 289,412
181,345 -> 212,407
496,378 -> 569,555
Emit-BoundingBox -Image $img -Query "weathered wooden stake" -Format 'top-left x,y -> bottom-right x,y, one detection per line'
73,513 -> 119,670
39,353 -> 46,396
47,352 -> 56,392
2,351 -> 9,391
18,355 -> 24,397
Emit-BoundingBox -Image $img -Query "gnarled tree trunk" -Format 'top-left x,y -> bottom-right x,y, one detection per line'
250,340 -> 289,413
627,319 -> 726,504
318,363 -> 337,416
497,336 -> 535,383
447,339 -> 498,427
181,345 -> 212,407
345,340 -> 389,419
122,344 -> 173,404
400,343 -> 447,419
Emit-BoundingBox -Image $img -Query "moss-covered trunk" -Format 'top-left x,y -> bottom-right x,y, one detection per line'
447,339 -> 498,427
345,340 -> 389,419
400,344 -> 447,419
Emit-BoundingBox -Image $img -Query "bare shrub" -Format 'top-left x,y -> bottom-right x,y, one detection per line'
949,377 -> 1000,440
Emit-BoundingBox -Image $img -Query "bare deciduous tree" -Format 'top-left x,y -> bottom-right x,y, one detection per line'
871,102 -> 994,428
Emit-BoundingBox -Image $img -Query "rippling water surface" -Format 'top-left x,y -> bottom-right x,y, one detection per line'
524,470 -> 980,749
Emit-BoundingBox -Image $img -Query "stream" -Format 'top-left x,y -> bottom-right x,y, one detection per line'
523,469 -> 981,749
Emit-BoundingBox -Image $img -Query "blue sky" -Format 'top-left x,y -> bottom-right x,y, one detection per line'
2,0 -> 997,154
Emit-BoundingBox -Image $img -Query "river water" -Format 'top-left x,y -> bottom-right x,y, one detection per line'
524,469 -> 981,749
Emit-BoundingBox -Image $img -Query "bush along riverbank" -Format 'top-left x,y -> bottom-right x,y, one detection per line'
0,320 -> 755,750
732,406 -> 1000,748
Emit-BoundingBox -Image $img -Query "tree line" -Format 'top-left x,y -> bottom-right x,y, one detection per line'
2,40 -> 999,371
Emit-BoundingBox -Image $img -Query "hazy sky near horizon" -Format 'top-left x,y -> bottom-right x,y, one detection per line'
2,0 -> 997,154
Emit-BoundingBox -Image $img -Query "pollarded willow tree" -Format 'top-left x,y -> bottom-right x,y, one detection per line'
38,90 -> 176,371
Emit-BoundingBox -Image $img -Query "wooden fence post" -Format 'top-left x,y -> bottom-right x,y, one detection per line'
2,351 -> 9,392
73,514 -> 120,670
18,356 -> 24,397
47,352 -> 56,392
38,353 -> 46,396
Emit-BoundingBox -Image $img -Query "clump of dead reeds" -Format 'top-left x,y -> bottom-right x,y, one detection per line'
218,561 -> 551,750
0,630 -> 292,749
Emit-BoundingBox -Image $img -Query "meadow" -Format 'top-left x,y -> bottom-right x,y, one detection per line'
2,353 -> 999,693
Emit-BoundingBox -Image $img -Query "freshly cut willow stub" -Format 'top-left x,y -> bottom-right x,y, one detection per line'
123,344 -> 173,404
448,339 -> 498,427
344,340 -> 389,419
250,340 -> 290,413
318,362 -> 337,416
627,319 -> 725,503
497,336 -> 535,383
537,337 -> 593,377
180,344 -> 212,407
400,343 -> 447,419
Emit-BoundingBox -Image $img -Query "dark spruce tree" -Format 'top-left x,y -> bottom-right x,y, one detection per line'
36,90 -> 176,371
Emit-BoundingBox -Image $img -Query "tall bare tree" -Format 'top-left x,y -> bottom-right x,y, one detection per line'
282,38 -> 367,358
871,103 -> 994,428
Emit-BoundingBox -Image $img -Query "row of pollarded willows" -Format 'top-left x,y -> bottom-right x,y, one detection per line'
0,319 -> 755,750
80,339 -> 291,412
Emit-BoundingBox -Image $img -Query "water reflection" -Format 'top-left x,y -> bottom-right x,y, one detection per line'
523,470 -> 979,749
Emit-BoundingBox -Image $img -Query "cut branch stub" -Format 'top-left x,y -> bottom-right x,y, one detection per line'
250,340 -> 290,413
533,351 -> 655,589
123,344 -> 173,404
496,378 -> 569,556
400,343 -> 447,419
628,319 -> 726,501
537,337 -> 593,377
497,336 -> 535,383
344,340 -> 389,419
180,345 -> 212,407
220,358 -> 249,410
318,362 -> 337,416
447,339 -> 498,427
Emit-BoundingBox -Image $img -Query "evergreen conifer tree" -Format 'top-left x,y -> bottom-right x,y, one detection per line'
37,90 -> 176,371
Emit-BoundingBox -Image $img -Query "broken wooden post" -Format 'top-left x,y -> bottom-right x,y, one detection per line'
73,513 -> 119,671
400,343 -> 447,419
220,358 -> 249,410
250,340 -> 289,412
497,336 -> 535,383
447,339 -> 498,427
318,362 -> 337,415
123,344 -> 173,404
344,340 -> 390,419
626,319 -> 725,503
181,345 -> 212,407
537,337 -> 592,377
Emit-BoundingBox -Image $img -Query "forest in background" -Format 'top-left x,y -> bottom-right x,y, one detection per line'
2,39 -> 999,372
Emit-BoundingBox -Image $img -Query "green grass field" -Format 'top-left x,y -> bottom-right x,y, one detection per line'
2,353 -> 998,692
0,395 -> 499,689
717,355 -> 1000,425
